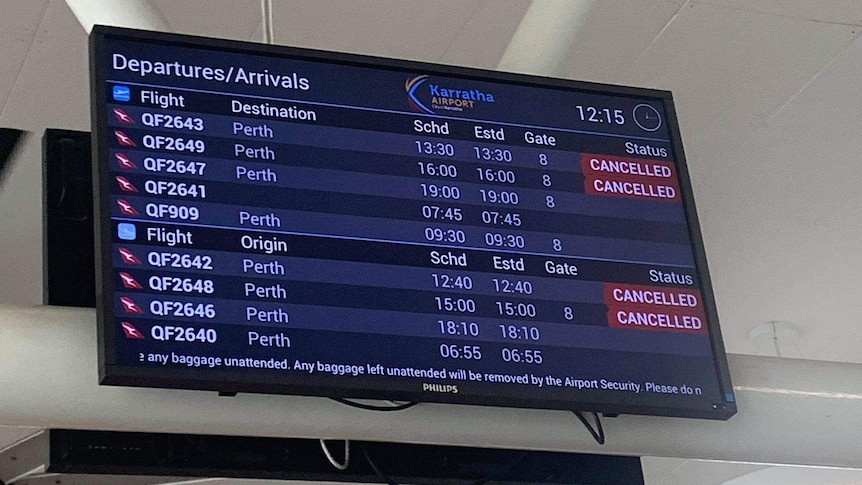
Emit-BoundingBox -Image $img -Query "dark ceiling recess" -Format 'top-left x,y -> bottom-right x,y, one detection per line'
47,429 -> 644,484
0,128 -> 25,186
43,129 -> 96,307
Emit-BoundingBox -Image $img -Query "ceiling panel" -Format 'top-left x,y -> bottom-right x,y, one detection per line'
623,2 -> 857,159
723,465 -> 862,485
689,34 -> 862,362
0,138 -> 44,305
0,3 -> 89,305
0,33 -> 88,129
0,426 -> 40,451
269,0 -> 482,62
153,0 -> 261,41
438,0 -> 531,69
641,457 -> 767,485
752,35 -> 862,226
557,0 -> 688,83
0,0 -> 49,36
699,0 -> 862,26
36,0 -> 88,40
704,212 -> 862,362
0,34 -> 31,117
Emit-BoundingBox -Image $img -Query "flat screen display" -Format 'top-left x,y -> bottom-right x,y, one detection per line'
92,26 -> 736,419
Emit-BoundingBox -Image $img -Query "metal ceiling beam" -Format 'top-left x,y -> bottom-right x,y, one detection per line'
0,304 -> 861,468
497,0 -> 598,76
64,0 -> 171,34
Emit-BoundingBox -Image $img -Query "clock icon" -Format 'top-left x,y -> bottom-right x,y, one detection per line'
633,104 -> 662,132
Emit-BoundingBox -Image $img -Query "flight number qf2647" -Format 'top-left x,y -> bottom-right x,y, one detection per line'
143,157 -> 206,175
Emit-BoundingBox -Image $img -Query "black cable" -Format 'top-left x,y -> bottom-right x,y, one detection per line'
330,397 -> 418,411
360,444 -> 400,485
469,450 -> 529,485
572,411 -> 605,445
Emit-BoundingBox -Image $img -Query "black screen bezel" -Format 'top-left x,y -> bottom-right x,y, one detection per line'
92,25 -> 736,420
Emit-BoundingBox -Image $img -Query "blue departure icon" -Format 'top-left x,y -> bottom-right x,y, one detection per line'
112,85 -> 131,102
117,223 -> 136,240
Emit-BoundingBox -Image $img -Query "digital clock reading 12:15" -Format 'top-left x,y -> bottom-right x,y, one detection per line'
575,105 -> 625,125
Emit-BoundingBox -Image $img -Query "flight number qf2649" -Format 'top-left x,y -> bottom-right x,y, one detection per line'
143,135 -> 205,153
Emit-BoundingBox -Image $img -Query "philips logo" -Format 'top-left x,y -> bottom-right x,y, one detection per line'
423,383 -> 459,394
406,75 -> 496,113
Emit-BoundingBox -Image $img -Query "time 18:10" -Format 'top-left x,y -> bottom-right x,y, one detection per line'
439,319 -> 480,336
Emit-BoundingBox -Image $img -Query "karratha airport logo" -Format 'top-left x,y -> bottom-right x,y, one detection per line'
405,75 -> 496,114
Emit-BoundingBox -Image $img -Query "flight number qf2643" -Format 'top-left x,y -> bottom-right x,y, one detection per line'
141,113 -> 204,131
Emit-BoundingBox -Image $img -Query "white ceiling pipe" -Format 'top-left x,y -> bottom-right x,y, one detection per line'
497,0 -> 598,76
65,0 -> 171,34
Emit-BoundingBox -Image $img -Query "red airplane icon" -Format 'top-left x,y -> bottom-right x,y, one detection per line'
119,272 -> 143,289
115,153 -> 137,170
116,176 -> 138,192
113,107 -> 135,124
121,321 -> 146,339
117,199 -> 139,216
118,247 -> 142,265
120,296 -> 144,314
114,130 -> 136,147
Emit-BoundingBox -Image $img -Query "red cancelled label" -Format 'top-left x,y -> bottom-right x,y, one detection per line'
584,173 -> 681,202
581,153 -> 676,179
607,306 -> 707,334
603,283 -> 703,310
